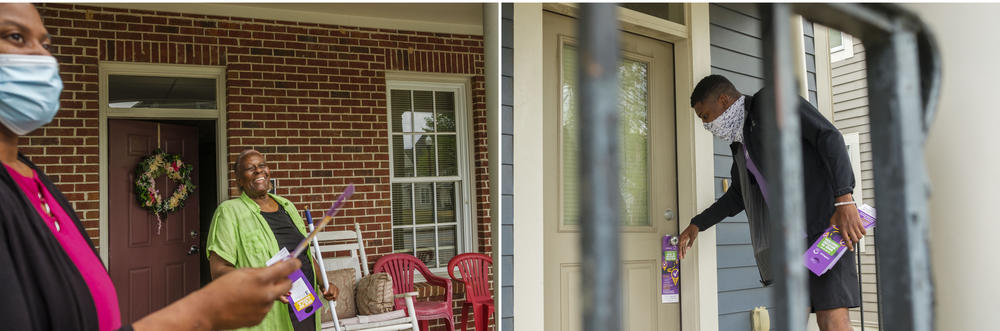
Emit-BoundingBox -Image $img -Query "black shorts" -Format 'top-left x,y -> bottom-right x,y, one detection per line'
808,243 -> 862,312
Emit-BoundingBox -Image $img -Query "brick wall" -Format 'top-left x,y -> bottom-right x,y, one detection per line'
32,3 -> 490,279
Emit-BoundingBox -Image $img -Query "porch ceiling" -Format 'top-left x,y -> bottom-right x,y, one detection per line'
81,3 -> 484,35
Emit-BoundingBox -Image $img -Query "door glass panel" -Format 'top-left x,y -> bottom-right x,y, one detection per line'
561,44 -> 651,227
108,75 -> 216,109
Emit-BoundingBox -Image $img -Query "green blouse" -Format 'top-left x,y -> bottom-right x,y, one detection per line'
206,192 -> 322,331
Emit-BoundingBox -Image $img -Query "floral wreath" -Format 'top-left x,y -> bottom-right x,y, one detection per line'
134,149 -> 196,232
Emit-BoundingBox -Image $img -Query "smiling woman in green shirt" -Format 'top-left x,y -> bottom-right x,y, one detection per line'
206,149 -> 339,331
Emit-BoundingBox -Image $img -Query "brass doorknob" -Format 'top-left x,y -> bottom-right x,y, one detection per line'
187,245 -> 200,256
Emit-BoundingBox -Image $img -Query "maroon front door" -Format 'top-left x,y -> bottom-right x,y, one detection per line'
108,120 -> 200,324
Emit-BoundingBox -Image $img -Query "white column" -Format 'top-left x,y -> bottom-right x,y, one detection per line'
512,4 -> 546,331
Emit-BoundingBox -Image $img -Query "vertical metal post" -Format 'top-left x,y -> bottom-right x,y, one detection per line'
761,4 -> 809,330
577,4 -> 622,331
866,23 -> 935,331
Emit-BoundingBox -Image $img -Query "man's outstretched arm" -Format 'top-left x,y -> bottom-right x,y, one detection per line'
680,162 -> 746,259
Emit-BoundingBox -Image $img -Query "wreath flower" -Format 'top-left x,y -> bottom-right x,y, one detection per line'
134,149 -> 196,232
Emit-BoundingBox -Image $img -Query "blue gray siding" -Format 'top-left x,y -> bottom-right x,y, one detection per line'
500,3 -> 514,331
803,19 -> 818,107
709,4 -> 773,329
709,4 -> 819,329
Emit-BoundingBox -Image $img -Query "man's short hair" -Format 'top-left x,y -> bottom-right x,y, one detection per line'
690,74 -> 741,107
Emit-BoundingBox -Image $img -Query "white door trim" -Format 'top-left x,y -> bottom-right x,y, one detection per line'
97,62 -> 228,266
512,3 -> 717,330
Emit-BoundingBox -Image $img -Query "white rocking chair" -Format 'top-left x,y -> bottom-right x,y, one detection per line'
316,223 -> 420,331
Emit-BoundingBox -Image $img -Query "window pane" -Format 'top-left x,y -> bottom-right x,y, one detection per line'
414,182 -> 435,225
109,75 -> 217,109
392,135 -> 414,177
619,59 -> 650,226
561,44 -> 651,227
436,182 -> 456,224
392,183 -> 413,226
438,225 -> 456,267
437,134 -> 458,176
393,229 -> 413,254
561,43 -> 580,226
829,29 -> 844,49
435,91 -> 456,132
390,89 -> 412,132
413,90 -> 435,133
415,228 -> 437,267
414,135 -> 437,177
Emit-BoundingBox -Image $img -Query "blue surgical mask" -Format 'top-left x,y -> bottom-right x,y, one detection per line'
0,54 -> 63,135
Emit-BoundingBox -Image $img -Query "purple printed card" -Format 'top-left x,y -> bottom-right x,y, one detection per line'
288,268 -> 323,322
266,247 -> 323,321
803,204 -> 876,276
661,235 -> 680,303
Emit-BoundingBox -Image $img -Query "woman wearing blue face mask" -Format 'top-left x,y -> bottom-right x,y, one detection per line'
0,4 -> 303,331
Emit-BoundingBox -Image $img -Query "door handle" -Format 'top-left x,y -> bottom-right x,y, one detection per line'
190,231 -> 199,239
187,244 -> 200,256
663,209 -> 675,221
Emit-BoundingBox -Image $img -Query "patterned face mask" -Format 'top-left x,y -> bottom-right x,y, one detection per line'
702,95 -> 745,143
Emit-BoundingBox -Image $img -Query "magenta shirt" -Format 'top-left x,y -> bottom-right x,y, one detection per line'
5,165 -> 122,331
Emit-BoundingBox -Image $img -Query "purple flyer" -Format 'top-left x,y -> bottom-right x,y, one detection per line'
288,268 -> 323,322
803,203 -> 877,276
267,247 -> 323,322
661,235 -> 679,303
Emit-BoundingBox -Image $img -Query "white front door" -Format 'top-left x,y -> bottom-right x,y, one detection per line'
542,10 -> 679,331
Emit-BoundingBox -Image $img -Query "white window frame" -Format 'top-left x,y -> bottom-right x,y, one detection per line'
386,76 -> 475,272
830,28 -> 855,63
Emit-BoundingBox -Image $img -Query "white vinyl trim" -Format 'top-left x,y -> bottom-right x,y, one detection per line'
830,29 -> 855,63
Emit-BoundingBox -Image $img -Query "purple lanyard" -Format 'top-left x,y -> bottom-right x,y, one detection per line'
742,143 -> 769,205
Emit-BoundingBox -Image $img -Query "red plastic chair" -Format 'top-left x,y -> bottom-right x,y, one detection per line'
448,253 -> 495,331
373,253 -> 455,331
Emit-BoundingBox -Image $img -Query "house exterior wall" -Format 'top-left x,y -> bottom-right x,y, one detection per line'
34,2 -> 489,256
707,4 -> 772,329
708,4 -> 821,329
31,5 -> 489,329
500,3 -> 514,331
803,20 -> 819,106
829,35 -> 879,328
